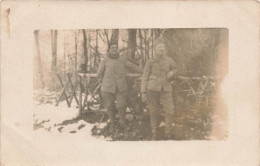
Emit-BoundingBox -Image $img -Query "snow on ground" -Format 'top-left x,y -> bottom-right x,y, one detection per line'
33,89 -> 110,141
33,100 -> 79,126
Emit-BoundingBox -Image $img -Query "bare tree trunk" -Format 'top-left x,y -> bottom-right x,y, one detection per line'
104,29 -> 110,47
144,29 -> 148,61
88,33 -> 92,71
139,29 -> 144,66
96,30 -> 99,53
49,30 -> 58,91
51,30 -> 58,71
147,29 -> 150,59
34,30 -> 45,89
82,29 -> 88,72
151,29 -> 154,58
74,30 -> 78,80
155,29 -> 161,39
63,31 -> 66,78
127,29 -> 137,62
110,29 -> 119,44
94,29 -> 99,71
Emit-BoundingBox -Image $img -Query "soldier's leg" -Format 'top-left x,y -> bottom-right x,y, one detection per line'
101,91 -> 116,132
115,91 -> 128,127
147,90 -> 160,140
160,92 -> 174,139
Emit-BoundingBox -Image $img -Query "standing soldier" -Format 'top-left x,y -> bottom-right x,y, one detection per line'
141,38 -> 177,140
97,42 -> 143,133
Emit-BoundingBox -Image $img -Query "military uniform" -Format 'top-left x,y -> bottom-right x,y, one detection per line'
141,55 -> 177,139
97,55 -> 142,130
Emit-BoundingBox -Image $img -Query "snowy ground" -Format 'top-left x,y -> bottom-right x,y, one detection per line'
33,89 -> 111,141
33,89 -> 228,141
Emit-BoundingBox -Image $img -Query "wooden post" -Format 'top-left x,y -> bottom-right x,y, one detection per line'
82,75 -> 91,109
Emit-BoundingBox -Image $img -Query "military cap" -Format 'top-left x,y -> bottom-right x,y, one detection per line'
109,41 -> 118,48
154,38 -> 165,47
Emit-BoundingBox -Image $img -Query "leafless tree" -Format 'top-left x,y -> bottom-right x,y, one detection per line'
51,30 -> 58,71
138,29 -> 145,66
34,30 -> 45,89
110,29 -> 119,43
74,30 -> 78,79
127,29 -> 137,62
82,29 -> 88,66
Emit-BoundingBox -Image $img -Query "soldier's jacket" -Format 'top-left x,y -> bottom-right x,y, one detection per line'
97,56 -> 143,94
141,55 -> 177,93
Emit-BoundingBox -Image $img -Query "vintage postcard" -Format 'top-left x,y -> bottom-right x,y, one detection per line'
1,1 -> 259,166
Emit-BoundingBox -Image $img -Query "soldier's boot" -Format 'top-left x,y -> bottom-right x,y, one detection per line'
118,107 -> 126,131
165,114 -> 173,140
108,110 -> 116,133
150,111 -> 159,140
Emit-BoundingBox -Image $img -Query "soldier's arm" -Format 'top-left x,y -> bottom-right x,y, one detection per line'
125,60 -> 143,74
96,59 -> 106,83
141,61 -> 150,93
170,58 -> 178,77
165,58 -> 178,81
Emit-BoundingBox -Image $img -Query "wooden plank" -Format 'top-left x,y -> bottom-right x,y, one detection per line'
55,79 -> 69,107
77,73 -> 142,78
67,73 -> 79,106
56,74 -> 70,107
77,73 -> 97,77
68,78 -> 78,106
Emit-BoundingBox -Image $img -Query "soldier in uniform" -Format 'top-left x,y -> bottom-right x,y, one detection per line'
141,38 -> 177,140
96,42 -> 143,133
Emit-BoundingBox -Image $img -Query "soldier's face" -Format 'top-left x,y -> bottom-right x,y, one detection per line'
109,44 -> 118,55
155,44 -> 166,57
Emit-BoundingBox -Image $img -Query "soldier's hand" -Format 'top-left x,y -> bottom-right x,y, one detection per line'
166,70 -> 175,82
142,93 -> 148,104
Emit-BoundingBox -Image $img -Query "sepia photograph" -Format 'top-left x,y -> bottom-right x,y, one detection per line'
1,1 -> 259,165
33,28 -> 228,141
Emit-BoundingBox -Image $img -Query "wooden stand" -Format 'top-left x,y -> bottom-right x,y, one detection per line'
56,73 -> 72,107
77,73 -> 98,116
56,73 -> 142,117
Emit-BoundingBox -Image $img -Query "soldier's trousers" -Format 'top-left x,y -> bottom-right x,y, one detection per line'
147,90 -> 174,135
101,91 -> 127,125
